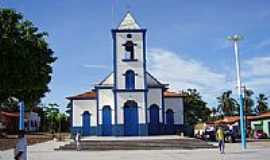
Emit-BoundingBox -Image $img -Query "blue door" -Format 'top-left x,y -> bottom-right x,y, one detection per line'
82,111 -> 91,136
124,101 -> 138,136
166,109 -> 174,134
102,106 -> 112,136
149,105 -> 159,135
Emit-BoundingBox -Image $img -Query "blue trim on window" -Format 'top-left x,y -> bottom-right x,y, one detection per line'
114,89 -> 148,92
125,70 -> 135,90
95,86 -> 113,89
122,59 -> 138,62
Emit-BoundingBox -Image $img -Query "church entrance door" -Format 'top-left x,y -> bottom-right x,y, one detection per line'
124,101 -> 139,136
102,106 -> 112,136
82,111 -> 91,136
166,109 -> 174,134
149,104 -> 160,135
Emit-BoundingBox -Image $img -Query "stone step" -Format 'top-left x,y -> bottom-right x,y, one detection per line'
57,138 -> 216,151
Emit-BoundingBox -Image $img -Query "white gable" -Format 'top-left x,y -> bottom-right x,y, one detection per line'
146,72 -> 164,87
97,72 -> 164,88
118,12 -> 140,30
98,72 -> 113,86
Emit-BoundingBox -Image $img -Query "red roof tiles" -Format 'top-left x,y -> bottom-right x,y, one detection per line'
164,91 -> 183,97
66,91 -> 97,100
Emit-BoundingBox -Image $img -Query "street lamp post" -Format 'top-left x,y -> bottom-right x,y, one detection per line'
228,34 -> 247,150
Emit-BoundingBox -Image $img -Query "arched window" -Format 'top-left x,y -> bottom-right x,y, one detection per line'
125,70 -> 135,90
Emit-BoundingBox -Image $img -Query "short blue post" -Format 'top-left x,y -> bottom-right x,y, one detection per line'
18,101 -> 25,130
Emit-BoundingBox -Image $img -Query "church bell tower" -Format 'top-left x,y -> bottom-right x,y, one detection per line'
112,12 -> 147,90
112,12 -> 148,136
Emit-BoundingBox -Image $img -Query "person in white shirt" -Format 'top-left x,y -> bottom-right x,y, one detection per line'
75,132 -> 81,151
14,130 -> 27,160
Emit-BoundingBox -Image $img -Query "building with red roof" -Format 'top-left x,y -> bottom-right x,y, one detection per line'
67,12 -> 185,136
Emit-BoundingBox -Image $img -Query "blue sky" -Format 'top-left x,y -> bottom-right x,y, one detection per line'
2,0 -> 270,111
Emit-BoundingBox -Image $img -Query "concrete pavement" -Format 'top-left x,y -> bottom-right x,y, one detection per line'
1,138 -> 270,160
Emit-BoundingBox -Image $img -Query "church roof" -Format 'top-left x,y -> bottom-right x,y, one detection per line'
97,72 -> 113,87
66,91 -> 96,100
164,91 -> 184,98
146,72 -> 167,88
118,12 -> 141,30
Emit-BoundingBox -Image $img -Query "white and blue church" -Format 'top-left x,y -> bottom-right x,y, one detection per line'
67,12 -> 185,136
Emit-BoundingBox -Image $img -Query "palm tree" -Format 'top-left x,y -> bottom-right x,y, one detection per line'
256,94 -> 268,114
217,90 -> 238,116
243,88 -> 254,115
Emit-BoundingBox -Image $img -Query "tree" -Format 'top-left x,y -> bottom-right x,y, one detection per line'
0,9 -> 56,109
56,112 -> 68,132
183,89 -> 211,126
217,90 -> 238,116
256,94 -> 268,114
243,88 -> 254,115
44,103 -> 60,132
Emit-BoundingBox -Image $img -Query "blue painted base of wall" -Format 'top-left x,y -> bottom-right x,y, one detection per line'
71,126 -> 97,136
71,124 -> 184,136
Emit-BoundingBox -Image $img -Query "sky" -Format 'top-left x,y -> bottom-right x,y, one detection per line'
1,0 -> 270,111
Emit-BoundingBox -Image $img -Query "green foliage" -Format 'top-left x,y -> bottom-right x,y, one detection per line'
42,103 -> 68,132
0,8 -> 56,108
256,94 -> 268,113
243,88 -> 255,115
183,89 -> 211,126
217,90 -> 239,116
0,97 -> 20,112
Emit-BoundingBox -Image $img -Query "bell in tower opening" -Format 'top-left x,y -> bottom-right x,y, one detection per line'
123,40 -> 137,60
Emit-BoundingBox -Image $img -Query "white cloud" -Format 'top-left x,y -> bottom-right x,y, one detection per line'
148,48 -> 231,105
147,49 -> 270,107
256,39 -> 270,49
83,64 -> 110,69
242,56 -> 270,95
243,56 -> 270,77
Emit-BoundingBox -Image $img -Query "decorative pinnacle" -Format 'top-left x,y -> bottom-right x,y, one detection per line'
227,34 -> 243,41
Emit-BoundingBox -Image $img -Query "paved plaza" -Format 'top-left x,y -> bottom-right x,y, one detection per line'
1,136 -> 270,160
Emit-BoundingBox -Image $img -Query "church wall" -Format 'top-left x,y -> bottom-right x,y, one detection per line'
164,97 -> 184,125
97,89 -> 115,125
147,88 -> 163,123
116,92 -> 146,124
72,99 -> 97,127
115,32 -> 145,90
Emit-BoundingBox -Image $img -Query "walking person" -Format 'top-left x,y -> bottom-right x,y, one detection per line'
14,130 -> 27,160
216,126 -> 225,154
75,132 -> 81,151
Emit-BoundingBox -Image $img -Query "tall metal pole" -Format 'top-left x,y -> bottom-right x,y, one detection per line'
228,34 -> 246,150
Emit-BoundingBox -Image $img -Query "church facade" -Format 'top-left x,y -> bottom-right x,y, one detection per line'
67,12 -> 185,136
